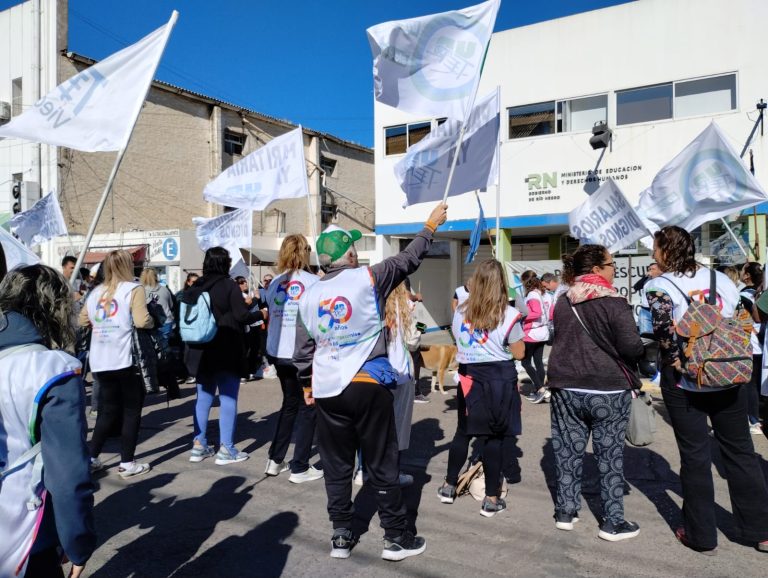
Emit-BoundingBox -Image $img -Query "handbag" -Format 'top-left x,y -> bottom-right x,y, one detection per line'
455,460 -> 509,501
567,298 -> 655,446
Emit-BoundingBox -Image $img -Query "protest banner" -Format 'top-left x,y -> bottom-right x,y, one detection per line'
569,178 -> 649,253
0,226 -> 40,270
193,208 -> 253,252
9,191 -> 68,247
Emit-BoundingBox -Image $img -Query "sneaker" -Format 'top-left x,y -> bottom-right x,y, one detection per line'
289,465 -> 324,484
262,366 -> 278,379
353,469 -> 364,487
330,528 -> 358,559
189,441 -> 215,463
118,462 -> 150,479
437,482 -> 456,504
749,422 -> 763,435
215,446 -> 249,465
265,458 -> 289,476
398,473 -> 414,487
598,519 -> 640,542
89,410 -> 98,418
90,457 -> 105,473
381,531 -> 426,561
526,391 -> 546,404
675,527 -> 717,555
554,511 -> 580,531
480,496 -> 507,518
757,540 -> 768,553
185,376 -> 197,384
414,394 -> 430,404
543,389 -> 552,402
240,377 -> 248,384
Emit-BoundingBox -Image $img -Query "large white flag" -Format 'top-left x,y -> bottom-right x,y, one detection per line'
0,226 -> 40,270
203,127 -> 309,211
367,0 -> 500,121
193,208 -> 253,252
395,89 -> 499,206
9,191 -> 68,247
0,13 -> 177,152
635,122 -> 768,233
569,178 -> 650,253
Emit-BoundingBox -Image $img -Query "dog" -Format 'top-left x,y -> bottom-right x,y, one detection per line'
414,344 -> 458,395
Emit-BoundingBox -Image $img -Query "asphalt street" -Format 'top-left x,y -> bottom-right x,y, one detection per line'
81,374 -> 768,578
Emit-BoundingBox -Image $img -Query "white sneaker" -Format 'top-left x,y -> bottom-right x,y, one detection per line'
265,458 -> 289,476
289,465 -> 324,484
262,365 -> 277,379
749,422 -> 763,435
118,462 -> 150,479
353,469 -> 364,486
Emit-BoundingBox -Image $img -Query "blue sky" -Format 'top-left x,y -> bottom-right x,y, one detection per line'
2,0 -> 634,147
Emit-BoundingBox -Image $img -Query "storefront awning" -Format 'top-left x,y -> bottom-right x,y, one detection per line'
80,245 -> 147,264
239,247 -> 279,265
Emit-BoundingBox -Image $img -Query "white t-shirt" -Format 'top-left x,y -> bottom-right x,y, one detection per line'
453,305 -> 524,364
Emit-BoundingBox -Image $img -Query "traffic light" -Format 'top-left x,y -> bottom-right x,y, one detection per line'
11,182 -> 21,214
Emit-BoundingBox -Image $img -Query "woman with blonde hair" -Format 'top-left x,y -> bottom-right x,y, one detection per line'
80,250 -> 154,479
263,234 -> 323,482
438,259 -> 525,517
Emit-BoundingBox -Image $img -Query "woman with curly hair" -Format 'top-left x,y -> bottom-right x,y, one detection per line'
521,270 -> 550,404
645,226 -> 768,554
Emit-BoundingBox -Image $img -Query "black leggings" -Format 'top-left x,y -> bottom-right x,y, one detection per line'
747,354 -> 762,423
90,367 -> 145,463
521,341 -> 546,392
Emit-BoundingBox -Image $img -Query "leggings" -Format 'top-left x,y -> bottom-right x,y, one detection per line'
90,367 -> 145,462
194,371 -> 240,448
746,354 -> 762,424
521,341 -> 546,392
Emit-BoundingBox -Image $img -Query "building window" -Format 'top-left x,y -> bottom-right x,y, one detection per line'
616,83 -> 673,125
266,209 -> 286,234
11,77 -> 22,117
674,73 -> 736,118
558,94 -> 608,133
224,130 -> 246,156
408,121 -> 431,147
384,120 -> 436,156
320,155 -> 337,177
508,101 -> 555,139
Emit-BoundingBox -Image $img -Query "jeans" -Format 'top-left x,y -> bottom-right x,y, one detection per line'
661,367 -> 768,548
194,371 -> 240,448
521,341 -> 546,392
268,363 -> 317,473
90,367 -> 145,462
550,388 -> 631,524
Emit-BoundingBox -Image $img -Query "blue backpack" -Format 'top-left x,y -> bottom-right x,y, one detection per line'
179,289 -> 218,344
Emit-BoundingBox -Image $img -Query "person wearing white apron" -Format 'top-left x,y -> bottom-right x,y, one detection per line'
263,234 -> 322,484
0,265 -> 96,578
294,204 -> 447,562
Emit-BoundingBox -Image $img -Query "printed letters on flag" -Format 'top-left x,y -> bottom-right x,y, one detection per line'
0,226 -> 40,270
193,208 -> 252,252
367,0 -> 500,121
203,127 -> 309,211
9,191 -> 68,247
569,178 -> 649,253
635,122 -> 768,233
465,195 -> 487,264
0,14 -> 176,152
395,90 -> 499,206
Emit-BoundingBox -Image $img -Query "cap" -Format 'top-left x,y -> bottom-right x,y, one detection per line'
316,225 -> 362,262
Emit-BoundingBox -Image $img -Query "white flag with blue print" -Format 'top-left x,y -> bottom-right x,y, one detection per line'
635,122 -> 768,233
9,191 -> 68,247
0,226 -> 40,270
367,0 -> 500,121
193,208 -> 252,252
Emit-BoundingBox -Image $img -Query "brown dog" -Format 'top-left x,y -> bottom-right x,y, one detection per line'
414,344 -> 458,395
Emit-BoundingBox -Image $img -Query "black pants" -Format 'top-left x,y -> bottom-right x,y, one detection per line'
90,367 -> 145,463
746,354 -> 763,423
661,367 -> 768,548
244,329 -> 262,377
521,341 -> 546,392
26,547 -> 64,578
315,380 -> 406,538
268,363 -> 317,473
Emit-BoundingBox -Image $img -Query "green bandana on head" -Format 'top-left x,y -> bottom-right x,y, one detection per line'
316,226 -> 363,262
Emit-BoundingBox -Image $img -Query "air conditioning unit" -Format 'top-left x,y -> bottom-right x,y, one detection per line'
0,101 -> 11,122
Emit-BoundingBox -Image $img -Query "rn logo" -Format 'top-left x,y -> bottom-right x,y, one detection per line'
35,69 -> 108,129
318,297 -> 353,333
526,173 -> 558,190
458,321 -> 488,348
94,298 -> 119,323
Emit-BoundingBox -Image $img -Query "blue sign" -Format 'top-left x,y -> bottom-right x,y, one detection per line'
162,238 -> 178,261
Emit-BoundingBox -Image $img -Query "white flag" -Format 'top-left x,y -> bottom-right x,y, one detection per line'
635,122 -> 768,233
0,13 -> 177,152
193,208 -> 253,253
9,191 -> 68,247
203,127 -> 309,211
569,178 -> 650,253
395,89 -> 499,206
367,0 -> 500,121
0,226 -> 40,270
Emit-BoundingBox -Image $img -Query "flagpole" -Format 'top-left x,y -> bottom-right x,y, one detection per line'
69,11 -> 179,285
306,192 -> 320,269
494,85 -> 501,259
473,190 -> 495,259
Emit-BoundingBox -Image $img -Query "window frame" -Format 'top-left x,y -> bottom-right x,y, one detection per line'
223,130 -> 246,156
672,72 -> 738,121
11,77 -> 23,117
383,118 -> 445,157
507,93 -> 608,141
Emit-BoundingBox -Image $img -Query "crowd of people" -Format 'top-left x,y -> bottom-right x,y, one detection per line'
1,208 -> 768,575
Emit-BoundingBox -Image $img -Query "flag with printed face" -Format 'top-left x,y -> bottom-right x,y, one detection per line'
465,195 -> 487,264
0,226 -> 40,270
203,127 -> 309,211
635,122 -> 768,233
569,178 -> 649,253
9,191 -> 68,247
193,208 -> 253,252
0,13 -> 177,152
395,89 -> 499,206
367,0 -> 500,121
